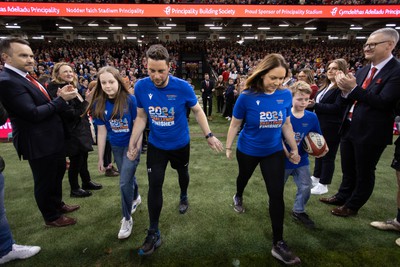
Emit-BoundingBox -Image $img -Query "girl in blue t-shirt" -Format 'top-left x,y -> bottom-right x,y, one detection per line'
225,54 -> 301,265
88,66 -> 142,240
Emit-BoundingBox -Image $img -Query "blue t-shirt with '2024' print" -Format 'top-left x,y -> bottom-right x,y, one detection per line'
134,75 -> 198,150
233,88 -> 292,157
93,94 -> 137,147
285,110 -> 322,169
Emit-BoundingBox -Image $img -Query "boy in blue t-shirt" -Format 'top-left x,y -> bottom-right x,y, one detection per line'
284,81 -> 328,229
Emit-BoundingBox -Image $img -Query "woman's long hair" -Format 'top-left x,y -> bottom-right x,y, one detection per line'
245,54 -> 288,94
319,58 -> 348,90
87,66 -> 132,121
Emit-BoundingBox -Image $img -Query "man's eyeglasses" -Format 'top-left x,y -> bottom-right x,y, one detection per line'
363,40 -> 391,49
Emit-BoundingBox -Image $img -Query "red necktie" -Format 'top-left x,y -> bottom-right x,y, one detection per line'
362,67 -> 378,89
26,74 -> 51,101
348,67 -> 378,120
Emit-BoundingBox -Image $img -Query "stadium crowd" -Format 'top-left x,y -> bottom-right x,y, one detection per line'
18,39 -> 399,90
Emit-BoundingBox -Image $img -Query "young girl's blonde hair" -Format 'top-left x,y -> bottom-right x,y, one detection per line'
87,66 -> 132,120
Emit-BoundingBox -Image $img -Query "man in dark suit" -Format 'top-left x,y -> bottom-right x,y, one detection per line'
320,28 -> 400,217
0,37 -> 80,227
200,73 -> 215,121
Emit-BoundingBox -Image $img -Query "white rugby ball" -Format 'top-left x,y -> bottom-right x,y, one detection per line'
302,132 -> 327,157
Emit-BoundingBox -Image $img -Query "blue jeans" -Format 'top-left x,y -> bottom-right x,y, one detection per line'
284,165 -> 312,213
112,146 -> 140,220
0,172 -> 14,257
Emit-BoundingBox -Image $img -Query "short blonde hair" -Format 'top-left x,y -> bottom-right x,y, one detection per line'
290,81 -> 312,96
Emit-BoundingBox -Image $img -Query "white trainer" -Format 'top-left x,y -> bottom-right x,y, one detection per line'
310,176 -> 320,187
311,183 -> 328,195
118,217 -> 133,239
131,195 -> 142,214
0,244 -> 41,264
396,237 -> 400,247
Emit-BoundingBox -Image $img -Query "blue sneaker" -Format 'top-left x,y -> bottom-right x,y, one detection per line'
138,229 -> 162,256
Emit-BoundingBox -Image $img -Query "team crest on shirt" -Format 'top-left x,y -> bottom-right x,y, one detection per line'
148,93 -> 153,100
256,100 -> 260,106
276,99 -> 284,104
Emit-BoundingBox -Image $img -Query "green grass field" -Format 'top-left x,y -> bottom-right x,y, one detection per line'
2,113 -> 400,267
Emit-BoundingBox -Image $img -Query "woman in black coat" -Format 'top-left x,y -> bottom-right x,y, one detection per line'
308,58 -> 348,195
48,62 -> 102,197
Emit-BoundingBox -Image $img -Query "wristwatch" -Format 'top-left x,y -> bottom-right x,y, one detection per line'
205,132 -> 214,139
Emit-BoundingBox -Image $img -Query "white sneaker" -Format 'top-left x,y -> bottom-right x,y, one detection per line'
310,176 -> 320,187
131,195 -> 142,214
118,217 -> 133,239
311,183 -> 328,195
0,244 -> 41,264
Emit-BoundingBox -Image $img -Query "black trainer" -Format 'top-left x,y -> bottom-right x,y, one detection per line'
271,240 -> 301,265
292,211 -> 315,229
179,198 -> 189,214
233,194 -> 245,213
138,229 -> 162,256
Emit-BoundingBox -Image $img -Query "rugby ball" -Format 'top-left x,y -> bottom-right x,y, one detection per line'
302,132 -> 327,157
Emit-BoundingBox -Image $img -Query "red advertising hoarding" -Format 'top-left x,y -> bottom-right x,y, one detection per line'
0,119 -> 12,140
0,3 -> 399,19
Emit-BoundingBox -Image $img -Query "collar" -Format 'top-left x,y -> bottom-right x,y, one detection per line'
4,63 -> 29,78
371,54 -> 393,72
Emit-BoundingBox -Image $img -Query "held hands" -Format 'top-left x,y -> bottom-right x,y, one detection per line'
288,150 -> 301,164
58,84 -> 79,101
127,145 -> 139,161
335,71 -> 357,93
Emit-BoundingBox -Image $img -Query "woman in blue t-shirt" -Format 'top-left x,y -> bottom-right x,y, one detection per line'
89,66 -> 142,240
225,54 -> 301,265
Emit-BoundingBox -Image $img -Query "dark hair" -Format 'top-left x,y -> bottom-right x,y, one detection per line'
320,58 -> 348,89
146,44 -> 170,64
0,37 -> 30,55
245,53 -> 288,94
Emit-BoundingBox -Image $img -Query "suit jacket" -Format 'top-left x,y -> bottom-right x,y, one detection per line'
201,79 -> 214,98
314,86 -> 345,127
340,57 -> 400,146
0,68 -> 68,160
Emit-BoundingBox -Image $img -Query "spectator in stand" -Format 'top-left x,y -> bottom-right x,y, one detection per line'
222,66 -> 230,83
297,68 -> 319,100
